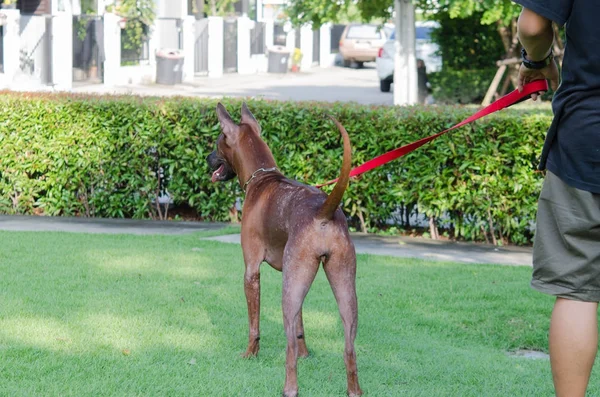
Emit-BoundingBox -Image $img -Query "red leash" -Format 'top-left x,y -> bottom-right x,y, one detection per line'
316,80 -> 549,188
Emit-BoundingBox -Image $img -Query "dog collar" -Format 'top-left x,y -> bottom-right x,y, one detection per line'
242,167 -> 279,193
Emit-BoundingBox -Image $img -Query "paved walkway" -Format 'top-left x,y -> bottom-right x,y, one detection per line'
0,215 -> 532,266
69,64 -> 394,105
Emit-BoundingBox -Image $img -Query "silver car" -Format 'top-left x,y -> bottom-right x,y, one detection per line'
376,21 -> 442,92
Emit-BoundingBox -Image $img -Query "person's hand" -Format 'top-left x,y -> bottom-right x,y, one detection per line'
518,57 -> 559,101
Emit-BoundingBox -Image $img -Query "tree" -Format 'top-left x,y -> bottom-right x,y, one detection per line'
286,0 -> 522,59
287,0 -> 521,27
188,0 -> 239,17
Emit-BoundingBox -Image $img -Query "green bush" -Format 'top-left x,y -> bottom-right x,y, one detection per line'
429,68 -> 498,104
430,12 -> 506,71
0,92 -> 552,244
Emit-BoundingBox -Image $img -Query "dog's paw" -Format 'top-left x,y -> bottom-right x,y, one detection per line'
348,389 -> 363,397
282,389 -> 298,397
297,349 -> 309,358
241,350 -> 259,359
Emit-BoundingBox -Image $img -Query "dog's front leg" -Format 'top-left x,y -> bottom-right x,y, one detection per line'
242,262 -> 261,358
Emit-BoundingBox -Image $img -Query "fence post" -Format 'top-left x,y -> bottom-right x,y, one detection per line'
207,16 -> 223,78
320,23 -> 332,68
300,24 -> 312,70
264,19 -> 274,49
285,29 -> 295,53
51,13 -> 73,90
256,0 -> 264,20
149,18 -> 160,71
103,13 -> 121,87
182,16 -> 195,82
0,9 -> 20,88
237,16 -> 253,75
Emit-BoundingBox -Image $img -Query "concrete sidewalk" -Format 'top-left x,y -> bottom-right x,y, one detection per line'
0,215 -> 532,266
69,65 -> 394,106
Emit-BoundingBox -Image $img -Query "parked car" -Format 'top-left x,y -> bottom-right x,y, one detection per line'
339,24 -> 388,67
376,21 -> 441,92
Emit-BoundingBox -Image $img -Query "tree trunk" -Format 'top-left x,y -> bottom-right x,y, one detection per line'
486,206 -> 498,246
429,216 -> 439,240
496,18 -> 520,93
357,210 -> 367,234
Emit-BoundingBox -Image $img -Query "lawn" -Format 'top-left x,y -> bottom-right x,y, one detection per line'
0,228 -> 597,396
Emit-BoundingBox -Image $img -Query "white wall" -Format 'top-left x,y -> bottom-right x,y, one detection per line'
0,10 -> 21,87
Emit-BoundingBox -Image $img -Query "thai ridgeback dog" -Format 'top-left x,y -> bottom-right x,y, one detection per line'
207,103 -> 361,397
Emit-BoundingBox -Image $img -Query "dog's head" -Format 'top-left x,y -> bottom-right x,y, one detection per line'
206,102 -> 261,183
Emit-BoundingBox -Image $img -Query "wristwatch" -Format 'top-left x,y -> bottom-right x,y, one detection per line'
521,48 -> 553,70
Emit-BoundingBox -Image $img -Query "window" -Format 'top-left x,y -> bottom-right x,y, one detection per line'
346,25 -> 381,40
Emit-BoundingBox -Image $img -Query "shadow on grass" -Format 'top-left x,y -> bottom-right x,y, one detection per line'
0,230 -> 572,396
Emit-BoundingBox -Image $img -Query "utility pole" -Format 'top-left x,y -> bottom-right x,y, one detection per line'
393,0 -> 417,105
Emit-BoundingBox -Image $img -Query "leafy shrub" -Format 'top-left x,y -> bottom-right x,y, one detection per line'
428,68 -> 498,104
0,92 -> 552,244
430,12 -> 506,71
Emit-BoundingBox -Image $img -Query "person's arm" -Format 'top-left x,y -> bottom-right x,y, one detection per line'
516,7 -> 560,98
518,8 -> 554,60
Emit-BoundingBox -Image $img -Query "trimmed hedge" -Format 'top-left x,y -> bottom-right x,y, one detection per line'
0,92 -> 552,244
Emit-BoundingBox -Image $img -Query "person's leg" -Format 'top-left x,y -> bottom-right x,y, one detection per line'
550,297 -> 598,397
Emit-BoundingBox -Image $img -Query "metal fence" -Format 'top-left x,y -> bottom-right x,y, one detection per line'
330,24 -> 346,53
250,21 -> 266,55
223,18 -> 237,73
194,18 -> 209,75
120,24 -> 150,66
72,15 -> 104,83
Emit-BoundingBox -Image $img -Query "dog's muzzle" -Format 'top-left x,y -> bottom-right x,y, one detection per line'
207,151 -> 236,183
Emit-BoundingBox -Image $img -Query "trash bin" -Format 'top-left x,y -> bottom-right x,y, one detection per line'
267,46 -> 290,74
156,49 -> 184,85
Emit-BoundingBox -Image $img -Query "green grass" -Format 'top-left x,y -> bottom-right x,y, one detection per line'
0,229 -> 597,396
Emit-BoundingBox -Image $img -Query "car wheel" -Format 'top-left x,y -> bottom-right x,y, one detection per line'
343,59 -> 352,68
356,62 -> 364,69
380,79 -> 392,92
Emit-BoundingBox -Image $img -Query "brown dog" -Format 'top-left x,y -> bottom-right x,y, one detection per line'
207,103 -> 362,397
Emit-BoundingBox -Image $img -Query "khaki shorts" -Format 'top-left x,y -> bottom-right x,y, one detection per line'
531,171 -> 600,302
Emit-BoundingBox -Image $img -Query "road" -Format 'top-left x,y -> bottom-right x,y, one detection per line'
72,64 -> 394,105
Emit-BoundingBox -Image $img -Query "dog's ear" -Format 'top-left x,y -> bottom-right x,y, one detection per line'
241,102 -> 261,134
216,103 -> 238,139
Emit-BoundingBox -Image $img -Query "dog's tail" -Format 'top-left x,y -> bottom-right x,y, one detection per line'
317,117 -> 352,221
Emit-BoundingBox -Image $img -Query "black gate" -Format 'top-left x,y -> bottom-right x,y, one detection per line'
72,15 -> 104,83
330,24 -> 346,53
312,29 -> 320,65
250,22 -> 265,55
194,18 -> 209,75
223,18 -> 237,73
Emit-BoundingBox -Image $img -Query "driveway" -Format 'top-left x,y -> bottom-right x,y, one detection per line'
72,64 -> 394,105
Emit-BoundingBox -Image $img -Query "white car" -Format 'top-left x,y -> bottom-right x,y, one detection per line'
376,21 -> 442,92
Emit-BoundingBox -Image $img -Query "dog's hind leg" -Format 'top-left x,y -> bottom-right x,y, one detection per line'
241,241 -> 264,358
296,309 -> 309,358
281,243 -> 319,397
323,249 -> 363,397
